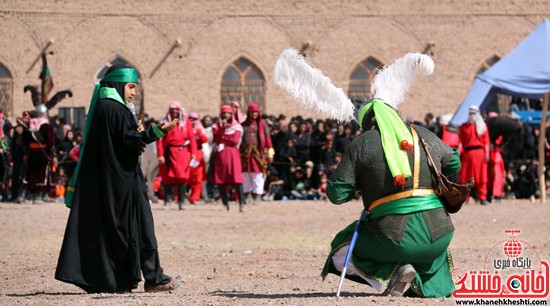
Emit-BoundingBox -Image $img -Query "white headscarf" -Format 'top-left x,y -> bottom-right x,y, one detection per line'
467,105 -> 486,136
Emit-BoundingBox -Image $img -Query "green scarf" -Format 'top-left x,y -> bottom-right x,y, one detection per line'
65,68 -> 139,208
358,99 -> 413,186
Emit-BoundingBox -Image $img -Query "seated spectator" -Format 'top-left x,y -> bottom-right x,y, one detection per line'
281,163 -> 299,199
514,161 -> 539,202
51,167 -> 68,203
290,168 -> 310,200
262,167 -> 285,201
311,172 -> 328,200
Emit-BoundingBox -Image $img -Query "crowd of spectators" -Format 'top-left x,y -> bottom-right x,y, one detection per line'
1,104 -> 549,205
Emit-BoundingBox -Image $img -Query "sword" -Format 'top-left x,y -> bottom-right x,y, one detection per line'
336,208 -> 368,297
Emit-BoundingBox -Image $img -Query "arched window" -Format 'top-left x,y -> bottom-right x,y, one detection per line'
348,57 -> 383,101
476,55 -> 500,75
95,56 -> 143,113
0,63 -> 13,115
220,57 -> 265,110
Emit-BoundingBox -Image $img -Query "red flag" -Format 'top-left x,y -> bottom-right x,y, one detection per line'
40,52 -> 54,104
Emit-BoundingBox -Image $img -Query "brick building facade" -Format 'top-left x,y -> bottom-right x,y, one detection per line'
0,0 -> 548,126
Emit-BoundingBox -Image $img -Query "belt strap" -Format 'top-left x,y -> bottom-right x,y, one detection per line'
369,125 -> 433,210
369,189 -> 435,210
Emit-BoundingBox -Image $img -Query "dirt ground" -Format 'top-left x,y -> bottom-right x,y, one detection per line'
0,198 -> 549,305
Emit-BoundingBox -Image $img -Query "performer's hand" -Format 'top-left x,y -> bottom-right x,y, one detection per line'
159,119 -> 178,133
485,154 -> 490,163
137,120 -> 145,132
23,155 -> 28,163
158,156 -> 165,165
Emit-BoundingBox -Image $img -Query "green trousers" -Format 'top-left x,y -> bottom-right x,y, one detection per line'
322,209 -> 455,298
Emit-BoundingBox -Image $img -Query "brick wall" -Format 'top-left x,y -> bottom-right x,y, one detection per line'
0,0 -> 548,122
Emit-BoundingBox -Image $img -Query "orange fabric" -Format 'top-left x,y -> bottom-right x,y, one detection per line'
29,143 -> 47,149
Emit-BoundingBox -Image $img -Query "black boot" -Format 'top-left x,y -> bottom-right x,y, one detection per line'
163,184 -> 173,210
177,184 -> 187,210
219,185 -> 229,211
237,185 -> 246,213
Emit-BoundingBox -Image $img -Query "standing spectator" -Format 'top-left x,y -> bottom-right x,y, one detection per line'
230,100 -> 246,124
212,105 -> 246,212
140,118 -> 160,203
459,105 -> 490,205
294,121 -> 310,165
276,138 -> 297,176
319,136 -> 337,174
201,115 -> 217,202
309,119 -> 327,164
334,124 -> 354,154
423,112 -> 439,135
156,101 -> 197,210
11,116 -> 28,202
436,114 -> 460,149
488,135 -> 505,203
187,112 -> 209,204
240,103 -> 273,204
271,115 -> 288,171
57,130 -> 75,160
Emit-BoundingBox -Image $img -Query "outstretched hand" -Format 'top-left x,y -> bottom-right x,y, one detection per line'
159,119 -> 178,133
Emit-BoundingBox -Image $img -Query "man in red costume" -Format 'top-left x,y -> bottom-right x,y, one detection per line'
187,112 -> 209,204
459,105 -> 490,204
156,101 -> 197,210
240,103 -> 274,204
212,105 -> 246,212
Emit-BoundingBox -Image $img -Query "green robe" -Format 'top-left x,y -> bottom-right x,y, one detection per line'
322,124 -> 460,298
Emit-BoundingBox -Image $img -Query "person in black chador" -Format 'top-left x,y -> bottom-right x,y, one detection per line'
55,65 -> 182,293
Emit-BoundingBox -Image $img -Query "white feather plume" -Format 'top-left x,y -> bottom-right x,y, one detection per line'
371,52 -> 434,109
273,48 -> 355,122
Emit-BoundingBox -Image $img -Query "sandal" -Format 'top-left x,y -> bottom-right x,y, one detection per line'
144,277 -> 182,293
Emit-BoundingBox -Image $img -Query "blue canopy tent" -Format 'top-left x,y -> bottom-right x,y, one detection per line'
450,18 -> 550,126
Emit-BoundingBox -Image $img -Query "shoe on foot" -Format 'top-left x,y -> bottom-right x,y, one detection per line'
144,277 -> 182,293
383,264 -> 417,297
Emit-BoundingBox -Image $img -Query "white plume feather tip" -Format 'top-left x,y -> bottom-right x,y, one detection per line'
370,52 -> 434,109
273,48 -> 355,122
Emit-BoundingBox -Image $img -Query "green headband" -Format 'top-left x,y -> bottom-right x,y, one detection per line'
101,67 -> 139,83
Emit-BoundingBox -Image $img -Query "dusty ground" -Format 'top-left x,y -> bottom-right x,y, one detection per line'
0,198 -> 549,305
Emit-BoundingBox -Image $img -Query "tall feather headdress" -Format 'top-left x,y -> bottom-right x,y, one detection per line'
370,52 -> 434,108
273,48 -> 355,122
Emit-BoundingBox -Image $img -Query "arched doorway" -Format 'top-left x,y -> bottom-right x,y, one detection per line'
0,62 -> 13,116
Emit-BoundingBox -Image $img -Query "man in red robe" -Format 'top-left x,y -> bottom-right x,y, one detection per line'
212,105 -> 246,212
240,103 -> 274,204
459,105 -> 490,204
156,101 -> 197,210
